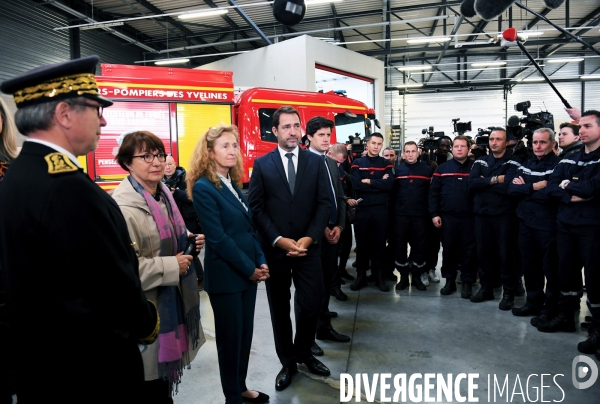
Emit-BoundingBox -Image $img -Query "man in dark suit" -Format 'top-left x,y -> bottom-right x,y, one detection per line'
248,106 -> 331,391
0,56 -> 159,403
304,116 -> 350,349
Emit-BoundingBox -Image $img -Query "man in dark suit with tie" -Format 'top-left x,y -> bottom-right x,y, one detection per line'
304,116 -> 350,349
248,106 -> 332,391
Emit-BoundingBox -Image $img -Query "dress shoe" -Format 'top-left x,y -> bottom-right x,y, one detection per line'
350,273 -> 367,291
316,328 -> 350,343
536,311 -> 576,333
461,282 -> 472,299
330,287 -> 348,301
311,342 -> 324,356
327,311 -> 338,318
498,291 -> 515,311
297,355 -> 330,376
470,287 -> 494,303
412,275 -> 427,291
242,391 -> 270,403
340,268 -> 355,281
440,279 -> 457,295
395,276 -> 410,290
275,366 -> 298,391
578,324 -> 600,354
512,304 -> 541,317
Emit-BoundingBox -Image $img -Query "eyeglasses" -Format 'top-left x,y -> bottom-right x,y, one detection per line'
70,101 -> 103,118
133,153 -> 167,163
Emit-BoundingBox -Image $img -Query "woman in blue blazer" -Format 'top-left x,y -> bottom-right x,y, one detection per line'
187,124 -> 270,404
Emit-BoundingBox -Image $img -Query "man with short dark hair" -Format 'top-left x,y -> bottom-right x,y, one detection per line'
546,110 -> 600,357
248,106 -> 332,391
557,122 -> 582,160
350,133 -> 394,291
304,116 -> 350,345
468,128 -> 521,310
0,56 -> 160,402
507,128 -> 560,319
394,141 -> 433,291
429,135 -> 477,297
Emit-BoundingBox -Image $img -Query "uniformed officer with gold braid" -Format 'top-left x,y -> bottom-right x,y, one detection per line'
0,56 -> 159,403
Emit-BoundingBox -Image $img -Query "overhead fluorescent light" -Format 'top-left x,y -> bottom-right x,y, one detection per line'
178,9 -> 228,20
581,75 -> 600,80
306,0 -> 343,5
521,31 -> 544,37
547,57 -> 584,64
155,58 -> 190,65
521,77 -> 545,82
80,22 -> 124,31
397,83 -> 423,88
471,61 -> 507,67
406,36 -> 451,44
396,65 -> 432,72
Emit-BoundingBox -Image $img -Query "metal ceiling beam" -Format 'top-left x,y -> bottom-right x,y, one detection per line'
227,0 -> 271,45
386,76 -> 592,92
330,4 -> 347,48
202,0 -> 260,48
424,15 -> 464,83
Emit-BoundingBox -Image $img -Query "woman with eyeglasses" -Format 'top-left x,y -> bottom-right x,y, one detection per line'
112,131 -> 206,404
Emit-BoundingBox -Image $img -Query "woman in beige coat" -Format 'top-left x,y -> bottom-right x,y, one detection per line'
112,130 -> 205,404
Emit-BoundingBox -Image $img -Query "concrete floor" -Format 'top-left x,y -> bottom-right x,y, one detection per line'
174,250 -> 599,404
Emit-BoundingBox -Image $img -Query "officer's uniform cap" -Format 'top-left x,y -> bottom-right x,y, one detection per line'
0,55 -> 112,108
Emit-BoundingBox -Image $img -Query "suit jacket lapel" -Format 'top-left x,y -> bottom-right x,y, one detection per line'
218,179 -> 250,217
295,148 -> 308,196
270,148 -> 293,197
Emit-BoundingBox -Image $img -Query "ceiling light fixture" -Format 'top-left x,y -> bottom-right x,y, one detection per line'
80,22 -> 124,31
155,58 -> 190,65
521,31 -> 544,37
178,9 -> 228,20
521,77 -> 545,82
547,57 -> 584,63
581,75 -> 600,80
471,61 -> 507,67
406,36 -> 451,44
306,0 -> 343,5
397,83 -> 424,88
396,66 -> 433,72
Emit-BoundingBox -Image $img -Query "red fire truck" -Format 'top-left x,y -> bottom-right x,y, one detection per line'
84,64 -> 376,191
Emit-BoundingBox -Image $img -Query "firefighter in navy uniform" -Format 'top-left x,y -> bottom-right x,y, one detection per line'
428,135 -> 477,298
544,110 -> 600,358
0,56 -> 160,403
468,128 -> 521,310
350,133 -> 394,291
507,128 -> 560,319
394,141 -> 433,291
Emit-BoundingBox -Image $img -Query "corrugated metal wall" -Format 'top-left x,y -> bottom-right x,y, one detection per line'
0,0 -> 144,83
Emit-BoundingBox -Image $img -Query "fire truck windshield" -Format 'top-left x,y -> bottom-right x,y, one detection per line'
334,113 -> 366,144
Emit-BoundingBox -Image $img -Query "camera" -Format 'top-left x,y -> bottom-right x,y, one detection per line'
452,118 -> 472,135
346,133 -> 364,160
475,127 -> 493,147
507,100 -> 555,153
419,126 -> 445,163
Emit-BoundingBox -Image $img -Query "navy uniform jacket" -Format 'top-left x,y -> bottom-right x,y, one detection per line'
350,155 -> 394,207
193,176 -> 266,294
0,142 -> 157,399
429,158 -> 473,218
546,146 -> 600,227
393,161 -> 433,217
507,153 -> 559,232
248,147 -> 331,258
468,151 -> 521,216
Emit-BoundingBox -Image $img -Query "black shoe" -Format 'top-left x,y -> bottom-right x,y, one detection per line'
297,355 -> 330,376
327,311 -> 338,318
411,275 -> 427,291
440,279 -> 457,295
243,391 -> 270,403
275,366 -> 298,391
376,272 -> 390,292
531,313 -> 554,328
351,261 -> 357,268
536,311 -> 576,333
330,287 -> 348,301
512,304 -> 541,317
461,282 -> 472,299
516,281 -> 525,297
499,291 -> 515,311
350,273 -> 367,291
316,329 -> 351,343
340,269 -> 354,281
311,342 -> 324,357
396,276 -> 410,291
470,287 -> 494,303
578,324 -> 600,354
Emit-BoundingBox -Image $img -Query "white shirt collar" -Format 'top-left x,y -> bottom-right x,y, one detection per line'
278,145 -> 299,158
25,138 -> 82,168
216,172 -> 231,183
308,147 -> 325,156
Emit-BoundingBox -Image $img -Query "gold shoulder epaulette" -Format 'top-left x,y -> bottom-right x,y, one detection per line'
44,152 -> 79,174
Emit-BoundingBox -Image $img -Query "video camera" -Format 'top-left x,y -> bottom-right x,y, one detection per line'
452,118 -> 472,135
419,127 -> 446,163
475,127 -> 494,147
506,101 -> 554,152
347,132 -> 365,161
